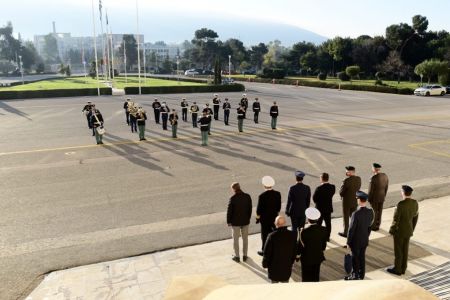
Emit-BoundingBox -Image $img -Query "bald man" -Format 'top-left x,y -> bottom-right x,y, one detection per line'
262,216 -> 297,283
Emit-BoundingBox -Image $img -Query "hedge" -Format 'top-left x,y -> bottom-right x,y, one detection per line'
133,75 -> 207,84
124,83 -> 245,95
232,77 -> 415,95
0,88 -> 112,100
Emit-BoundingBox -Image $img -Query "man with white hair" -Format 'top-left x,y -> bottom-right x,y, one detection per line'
256,176 -> 281,256
297,207 -> 328,282
262,216 -> 297,283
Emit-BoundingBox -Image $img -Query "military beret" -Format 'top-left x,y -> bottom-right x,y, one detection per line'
345,166 -> 355,171
305,207 -> 321,220
402,185 -> 413,193
295,170 -> 305,178
356,191 -> 368,200
373,163 -> 382,168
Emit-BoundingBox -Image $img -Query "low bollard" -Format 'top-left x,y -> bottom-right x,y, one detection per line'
296,80 -> 299,87
272,79 -> 275,84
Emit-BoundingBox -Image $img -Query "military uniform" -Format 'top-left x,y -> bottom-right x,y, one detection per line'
212,96 -> 221,120
368,164 -> 389,230
198,115 -> 210,146
136,109 -> 147,141
203,106 -> 213,135
123,99 -> 131,125
82,102 -> 94,130
252,99 -> 261,123
237,106 -> 245,132
223,100 -> 231,125
128,103 -> 138,133
160,104 -> 170,130
298,221 -> 328,282
152,100 -> 161,124
190,103 -> 199,127
286,171 -> 311,234
240,96 -> 248,119
313,182 -> 335,240
270,104 -> 279,129
181,99 -> 188,122
388,186 -> 418,275
347,192 -> 374,280
169,111 -> 179,138
90,109 -> 104,145
339,167 -> 362,236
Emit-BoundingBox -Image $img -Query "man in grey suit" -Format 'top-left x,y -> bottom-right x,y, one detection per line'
339,166 -> 361,238
368,163 -> 389,231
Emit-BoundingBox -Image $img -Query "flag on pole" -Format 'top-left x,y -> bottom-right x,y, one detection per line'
99,0 -> 103,21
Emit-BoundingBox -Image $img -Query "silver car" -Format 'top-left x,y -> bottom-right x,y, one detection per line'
414,85 -> 447,96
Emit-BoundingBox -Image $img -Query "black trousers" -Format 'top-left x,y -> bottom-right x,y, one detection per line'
291,216 -> 306,237
318,212 -> 332,239
370,201 -> 384,230
243,107 -> 247,118
125,111 -> 130,125
213,105 -> 220,120
86,114 -> 92,128
192,113 -> 198,127
154,110 -> 160,124
224,110 -> 230,125
254,111 -> 259,123
351,246 -> 367,279
302,263 -> 321,282
260,222 -> 276,251
182,108 -> 188,122
130,118 -> 137,132
161,114 -> 168,130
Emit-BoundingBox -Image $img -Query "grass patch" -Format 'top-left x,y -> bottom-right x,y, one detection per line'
286,77 -> 420,89
0,77 -> 102,91
112,76 -> 205,89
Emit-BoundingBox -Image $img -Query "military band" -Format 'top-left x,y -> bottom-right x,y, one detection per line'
190,102 -> 199,128
223,98 -> 231,125
212,94 -> 221,120
169,109 -> 179,138
203,104 -> 213,135
160,102 -> 170,130
181,98 -> 189,122
136,107 -> 147,141
152,98 -> 161,124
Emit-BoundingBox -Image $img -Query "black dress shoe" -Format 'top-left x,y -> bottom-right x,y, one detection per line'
338,232 -> 347,238
386,268 -> 402,276
243,256 -> 248,262
231,256 -> 240,263
344,275 -> 359,280
371,227 -> 380,231
257,251 -> 264,256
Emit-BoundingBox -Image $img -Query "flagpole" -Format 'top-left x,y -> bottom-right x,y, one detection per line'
124,39 -> 127,83
135,0 -> 141,95
105,8 -> 112,86
143,44 -> 146,84
91,0 -> 100,96
99,0 -> 108,82
110,27 -> 115,81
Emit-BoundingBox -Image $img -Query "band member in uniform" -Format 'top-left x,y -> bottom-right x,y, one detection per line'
136,107 -> 147,141
270,102 -> 279,130
160,102 -> 170,130
256,176 -> 281,256
212,94 -> 221,120
169,109 -> 179,138
198,111 -> 210,146
223,98 -> 231,125
152,98 -> 161,124
123,98 -> 131,125
128,101 -> 138,133
339,166 -> 362,238
368,163 -> 389,231
240,94 -> 248,118
90,106 -> 104,145
203,104 -> 213,135
313,173 -> 335,241
297,208 -> 328,282
252,98 -> 261,124
181,98 -> 189,122
82,101 -> 94,131
237,104 -> 245,132
387,185 -> 419,276
190,102 -> 199,128
345,191 -> 374,280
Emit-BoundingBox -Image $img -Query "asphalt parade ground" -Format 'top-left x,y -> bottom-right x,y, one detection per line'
1,82 -> 450,299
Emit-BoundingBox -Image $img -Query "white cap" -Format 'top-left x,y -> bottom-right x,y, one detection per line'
262,176 -> 275,187
305,207 -> 321,220
243,93 -> 247,96
214,94 -> 218,96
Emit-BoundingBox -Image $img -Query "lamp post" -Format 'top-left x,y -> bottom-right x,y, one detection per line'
176,55 -> 180,82
18,55 -> 24,85
228,55 -> 231,81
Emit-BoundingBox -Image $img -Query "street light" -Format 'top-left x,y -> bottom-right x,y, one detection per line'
228,55 -> 231,81
176,55 -> 180,82
18,55 -> 24,85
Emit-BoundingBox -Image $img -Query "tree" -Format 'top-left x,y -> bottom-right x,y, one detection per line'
223,38 -> 248,72
36,62 -> 45,74
0,22 -> 21,62
21,41 -> 41,70
43,34 -> 60,63
287,41 -> 316,72
190,28 -> 219,69
0,59 -> 16,75
160,54 -> 173,74
89,61 -> 97,78
118,35 -> 138,71
300,50 -> 317,74
65,65 -> 71,77
249,43 -> 268,71
214,57 -> 222,84
378,51 -> 409,83
58,63 -> 66,75
263,40 -> 287,68
414,59 -> 448,84
345,65 -> 361,80
326,37 -> 353,75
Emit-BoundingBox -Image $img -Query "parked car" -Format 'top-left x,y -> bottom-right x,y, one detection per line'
184,69 -> 199,76
446,85 -> 450,94
202,70 -> 214,75
222,78 -> 234,84
414,85 -> 447,96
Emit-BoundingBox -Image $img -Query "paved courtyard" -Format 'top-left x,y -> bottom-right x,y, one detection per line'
1,83 -> 450,299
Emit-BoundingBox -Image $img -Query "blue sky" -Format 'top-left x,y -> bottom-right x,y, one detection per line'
2,0 -> 449,42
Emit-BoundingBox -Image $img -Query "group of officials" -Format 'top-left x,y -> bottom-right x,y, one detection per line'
227,164 -> 419,283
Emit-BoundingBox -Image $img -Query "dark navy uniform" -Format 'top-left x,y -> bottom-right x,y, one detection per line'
270,104 -> 279,129
82,102 -> 94,129
286,180 -> 311,234
298,223 -> 328,282
240,97 -> 248,118
223,101 -> 231,125
152,100 -> 161,124
198,114 -> 211,146
190,103 -> 199,127
212,97 -> 221,120
347,201 -> 374,280
252,99 -> 261,123
237,106 -> 245,132
160,105 -> 170,130
123,100 -> 130,125
181,99 -> 189,122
